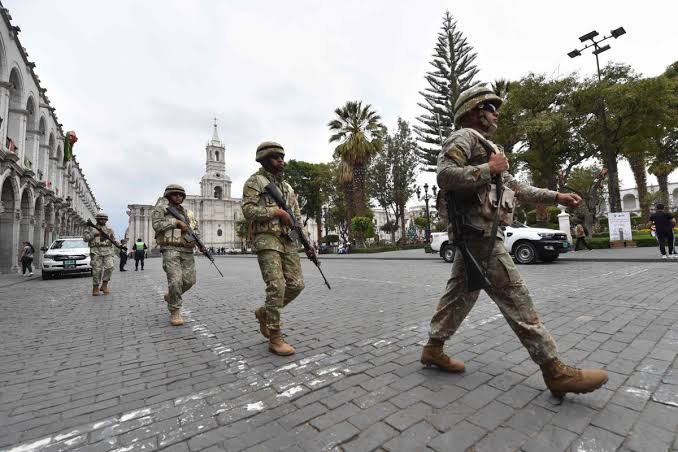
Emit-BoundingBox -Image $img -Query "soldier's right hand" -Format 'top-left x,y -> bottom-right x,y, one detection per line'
176,220 -> 189,233
488,153 -> 509,174
93,231 -> 100,237
274,208 -> 294,227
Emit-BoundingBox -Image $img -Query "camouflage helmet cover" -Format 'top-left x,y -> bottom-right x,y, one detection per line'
95,211 -> 108,220
255,141 -> 285,162
453,84 -> 503,125
163,184 -> 186,198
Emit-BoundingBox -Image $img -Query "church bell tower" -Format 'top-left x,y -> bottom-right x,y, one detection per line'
200,120 -> 232,199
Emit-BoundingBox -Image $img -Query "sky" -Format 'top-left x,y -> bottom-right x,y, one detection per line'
5,0 -> 678,236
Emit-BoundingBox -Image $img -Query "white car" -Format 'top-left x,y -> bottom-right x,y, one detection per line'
430,221 -> 570,264
41,237 -> 92,279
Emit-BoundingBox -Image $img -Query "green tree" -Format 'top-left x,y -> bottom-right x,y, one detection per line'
368,118 -> 419,242
284,160 -> 332,239
328,101 -> 383,228
564,166 -> 608,236
648,65 -> 678,204
501,74 -> 594,223
414,11 -> 479,171
235,218 -> 249,252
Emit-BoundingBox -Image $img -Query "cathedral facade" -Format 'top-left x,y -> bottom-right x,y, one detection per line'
127,125 -> 243,250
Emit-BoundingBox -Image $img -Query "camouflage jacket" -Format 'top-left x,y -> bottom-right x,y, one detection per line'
438,128 -> 557,239
151,198 -> 201,252
241,168 -> 302,253
83,225 -> 116,256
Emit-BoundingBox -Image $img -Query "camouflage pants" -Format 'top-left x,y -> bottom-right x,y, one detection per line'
429,240 -> 558,365
257,249 -> 305,330
91,254 -> 113,286
161,249 -> 196,312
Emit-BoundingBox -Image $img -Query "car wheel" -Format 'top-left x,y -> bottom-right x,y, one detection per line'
440,243 -> 456,263
540,254 -> 558,263
514,242 -> 537,264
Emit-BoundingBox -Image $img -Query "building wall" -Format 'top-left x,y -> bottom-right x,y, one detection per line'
0,5 -> 98,273
600,182 -> 678,214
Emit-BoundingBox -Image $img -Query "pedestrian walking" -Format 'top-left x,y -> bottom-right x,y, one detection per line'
242,141 -> 313,356
152,184 -> 207,326
119,239 -> 128,271
83,211 -> 118,296
20,241 -> 34,276
649,203 -> 676,259
421,84 -> 608,399
573,221 -> 592,251
133,238 -> 148,270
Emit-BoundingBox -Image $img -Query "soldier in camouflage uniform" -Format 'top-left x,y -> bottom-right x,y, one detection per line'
152,184 -> 206,326
242,141 -> 312,356
83,211 -> 118,296
422,84 -> 608,398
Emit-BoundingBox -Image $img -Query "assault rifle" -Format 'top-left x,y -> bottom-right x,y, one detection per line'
85,219 -> 126,252
165,204 -> 224,277
445,192 -> 491,291
264,182 -> 331,290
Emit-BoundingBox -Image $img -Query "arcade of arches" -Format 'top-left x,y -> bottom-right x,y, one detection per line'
0,7 -> 98,272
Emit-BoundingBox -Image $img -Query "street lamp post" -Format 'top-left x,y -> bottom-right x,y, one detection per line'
416,183 -> 437,243
568,26 -> 626,213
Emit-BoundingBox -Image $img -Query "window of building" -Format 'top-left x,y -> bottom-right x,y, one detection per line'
214,186 -> 223,199
217,229 -> 223,236
215,151 -> 219,161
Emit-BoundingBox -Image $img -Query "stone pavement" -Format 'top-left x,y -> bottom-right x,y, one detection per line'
0,255 -> 677,451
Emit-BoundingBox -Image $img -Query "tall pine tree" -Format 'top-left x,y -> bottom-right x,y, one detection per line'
414,11 -> 479,171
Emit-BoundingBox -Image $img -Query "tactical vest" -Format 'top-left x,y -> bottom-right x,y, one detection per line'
135,242 -> 145,251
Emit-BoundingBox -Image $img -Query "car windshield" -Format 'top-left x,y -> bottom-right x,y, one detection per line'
511,221 -> 527,228
51,239 -> 88,249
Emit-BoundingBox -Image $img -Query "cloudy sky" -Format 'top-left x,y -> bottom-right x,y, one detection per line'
6,0 -> 677,235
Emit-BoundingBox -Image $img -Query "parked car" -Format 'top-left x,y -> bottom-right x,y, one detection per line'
41,237 -> 92,279
430,221 -> 570,264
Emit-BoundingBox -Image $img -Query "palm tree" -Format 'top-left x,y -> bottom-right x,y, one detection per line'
328,101 -> 383,225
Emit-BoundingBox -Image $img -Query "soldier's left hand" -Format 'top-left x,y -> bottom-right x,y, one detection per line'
556,193 -> 582,208
305,248 -> 316,259
199,246 -> 208,255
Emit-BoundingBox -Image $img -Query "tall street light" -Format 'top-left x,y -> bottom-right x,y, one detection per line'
416,183 -> 437,243
568,26 -> 626,213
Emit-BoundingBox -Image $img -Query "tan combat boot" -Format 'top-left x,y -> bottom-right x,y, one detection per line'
254,307 -> 270,338
269,329 -> 295,356
170,310 -> 184,326
540,358 -> 608,399
100,281 -> 110,295
420,338 -> 465,373
92,286 -> 100,296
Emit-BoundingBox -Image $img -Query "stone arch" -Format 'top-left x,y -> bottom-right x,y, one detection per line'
6,66 -> 24,155
215,150 -> 219,161
0,33 -> 7,80
214,186 -> 223,199
33,195 -> 44,253
44,202 -> 55,246
0,174 -> 19,272
18,186 -> 32,247
36,116 -> 47,181
55,144 -> 64,195
25,95 -> 37,130
622,193 -> 637,211
47,132 -> 56,190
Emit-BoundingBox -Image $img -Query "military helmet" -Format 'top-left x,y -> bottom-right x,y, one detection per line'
164,184 -> 186,198
453,84 -> 503,125
95,211 -> 108,220
255,141 -> 285,162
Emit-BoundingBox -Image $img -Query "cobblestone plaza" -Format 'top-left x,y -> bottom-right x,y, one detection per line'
1,256 -> 676,451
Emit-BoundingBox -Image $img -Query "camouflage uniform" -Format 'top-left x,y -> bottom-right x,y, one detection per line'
241,168 -> 305,329
151,197 -> 200,312
430,127 -> 559,365
83,224 -> 115,287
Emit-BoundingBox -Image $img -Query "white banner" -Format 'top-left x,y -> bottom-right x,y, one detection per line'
608,212 -> 633,241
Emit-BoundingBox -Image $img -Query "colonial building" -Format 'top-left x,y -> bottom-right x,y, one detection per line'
127,125 -> 244,250
605,182 -> 678,214
0,4 -> 98,273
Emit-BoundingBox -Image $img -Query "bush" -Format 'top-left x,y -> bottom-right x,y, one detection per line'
598,217 -> 609,230
547,207 -> 561,224
526,210 -> 537,225
350,243 -> 426,254
631,216 -> 646,227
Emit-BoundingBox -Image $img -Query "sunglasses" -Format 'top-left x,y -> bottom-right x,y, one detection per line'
478,103 -> 498,113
